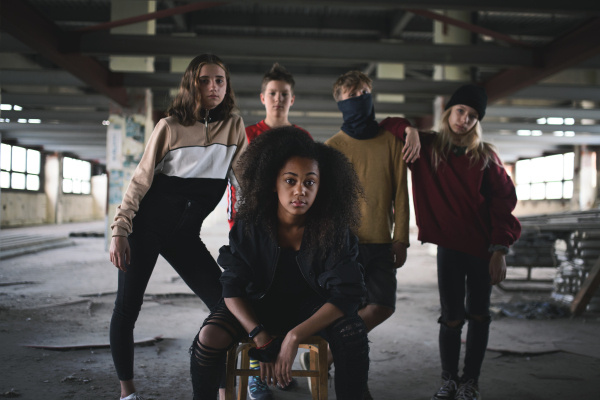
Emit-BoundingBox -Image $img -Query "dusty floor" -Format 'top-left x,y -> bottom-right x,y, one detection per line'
1,218 -> 599,400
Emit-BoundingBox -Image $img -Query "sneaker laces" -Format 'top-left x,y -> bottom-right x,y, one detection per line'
437,378 -> 458,395
455,380 -> 478,400
249,376 -> 269,393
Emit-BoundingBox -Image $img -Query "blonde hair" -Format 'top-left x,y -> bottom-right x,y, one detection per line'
432,107 -> 500,170
332,71 -> 372,102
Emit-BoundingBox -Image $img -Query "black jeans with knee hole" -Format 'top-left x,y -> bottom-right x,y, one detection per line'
190,299 -> 369,400
110,191 -> 224,381
437,246 -> 492,384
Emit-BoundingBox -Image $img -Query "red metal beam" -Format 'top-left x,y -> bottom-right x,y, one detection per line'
0,0 -> 128,107
75,1 -> 227,33
407,9 -> 532,48
484,17 -> 600,102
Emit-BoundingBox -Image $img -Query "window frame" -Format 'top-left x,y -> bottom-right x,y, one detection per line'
0,143 -> 44,193
61,156 -> 92,196
515,152 -> 575,201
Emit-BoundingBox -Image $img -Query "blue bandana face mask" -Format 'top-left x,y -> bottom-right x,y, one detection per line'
337,93 -> 379,140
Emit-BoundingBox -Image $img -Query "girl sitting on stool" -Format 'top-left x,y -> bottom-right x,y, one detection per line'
189,126 -> 370,400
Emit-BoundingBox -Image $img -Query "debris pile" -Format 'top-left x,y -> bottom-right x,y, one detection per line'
553,229 -> 600,311
496,301 -> 569,319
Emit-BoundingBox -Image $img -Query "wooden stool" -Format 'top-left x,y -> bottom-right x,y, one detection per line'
224,335 -> 329,400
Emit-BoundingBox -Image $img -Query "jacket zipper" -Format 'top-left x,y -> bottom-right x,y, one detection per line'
204,109 -> 210,143
296,255 -> 326,299
259,247 -> 280,299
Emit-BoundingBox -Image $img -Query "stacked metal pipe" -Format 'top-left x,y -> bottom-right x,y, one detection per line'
505,230 -> 558,267
552,230 -> 600,311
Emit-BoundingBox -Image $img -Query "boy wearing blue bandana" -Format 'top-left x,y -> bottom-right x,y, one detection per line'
327,70 -> 410,335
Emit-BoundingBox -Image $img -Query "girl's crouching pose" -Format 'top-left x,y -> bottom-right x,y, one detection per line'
190,126 -> 370,399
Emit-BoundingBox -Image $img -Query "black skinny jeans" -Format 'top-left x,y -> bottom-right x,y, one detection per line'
437,246 -> 492,384
190,299 -> 369,400
110,191 -> 223,381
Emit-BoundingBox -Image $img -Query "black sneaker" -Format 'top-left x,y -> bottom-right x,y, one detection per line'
431,375 -> 458,400
454,379 -> 481,400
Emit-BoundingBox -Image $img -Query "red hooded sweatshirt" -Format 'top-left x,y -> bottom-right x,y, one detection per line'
380,117 -> 521,261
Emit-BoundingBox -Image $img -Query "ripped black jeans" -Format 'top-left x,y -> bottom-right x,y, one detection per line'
437,246 -> 492,384
190,298 -> 369,400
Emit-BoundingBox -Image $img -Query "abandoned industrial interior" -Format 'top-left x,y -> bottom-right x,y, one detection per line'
1,1 -> 600,399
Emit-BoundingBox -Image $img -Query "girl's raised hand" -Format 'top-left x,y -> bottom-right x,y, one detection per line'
402,126 -> 421,163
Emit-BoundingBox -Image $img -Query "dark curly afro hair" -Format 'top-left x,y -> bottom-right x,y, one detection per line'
235,126 -> 364,256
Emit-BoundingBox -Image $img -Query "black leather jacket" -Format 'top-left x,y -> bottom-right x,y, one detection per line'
218,220 -> 366,315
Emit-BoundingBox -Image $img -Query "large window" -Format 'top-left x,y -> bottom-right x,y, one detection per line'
515,153 -> 574,200
0,143 -> 41,191
63,157 -> 91,194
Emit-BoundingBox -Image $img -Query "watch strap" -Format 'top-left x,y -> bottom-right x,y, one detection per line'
248,324 -> 264,339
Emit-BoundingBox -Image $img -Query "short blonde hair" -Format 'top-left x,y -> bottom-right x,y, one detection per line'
332,71 -> 372,102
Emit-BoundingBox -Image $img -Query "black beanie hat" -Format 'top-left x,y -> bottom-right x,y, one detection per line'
445,84 -> 488,121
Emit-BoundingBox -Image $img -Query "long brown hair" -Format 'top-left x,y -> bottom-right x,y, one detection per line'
167,54 -> 236,126
432,107 -> 500,170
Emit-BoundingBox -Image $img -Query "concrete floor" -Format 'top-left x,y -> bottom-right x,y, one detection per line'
1,215 -> 599,399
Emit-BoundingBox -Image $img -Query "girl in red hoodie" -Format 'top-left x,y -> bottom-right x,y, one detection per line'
380,85 -> 521,400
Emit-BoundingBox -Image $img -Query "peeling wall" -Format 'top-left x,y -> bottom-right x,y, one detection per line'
57,195 -> 96,224
1,192 -> 47,227
1,155 -> 106,228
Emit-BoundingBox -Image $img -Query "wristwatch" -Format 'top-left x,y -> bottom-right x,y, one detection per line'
248,324 -> 265,339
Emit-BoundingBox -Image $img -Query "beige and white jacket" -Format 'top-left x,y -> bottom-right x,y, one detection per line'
111,114 -> 247,237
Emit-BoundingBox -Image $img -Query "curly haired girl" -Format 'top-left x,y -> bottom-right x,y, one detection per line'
190,126 -> 370,400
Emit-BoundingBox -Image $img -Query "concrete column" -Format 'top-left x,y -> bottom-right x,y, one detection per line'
106,90 -> 153,236
579,147 -> 597,210
376,63 -> 405,106
105,1 -> 155,246
169,42 -> 196,98
44,153 -> 61,223
433,10 -> 471,81
110,1 -> 156,72
432,11 -> 472,129
570,145 -> 582,211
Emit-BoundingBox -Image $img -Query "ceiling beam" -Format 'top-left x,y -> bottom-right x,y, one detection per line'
484,17 -> 600,102
5,69 -> 600,102
0,0 -> 128,107
6,93 -> 600,119
406,9 -> 532,48
263,0 -> 600,13
1,69 -> 85,86
482,122 -> 600,133
486,106 -> 600,119
1,110 -> 108,123
75,1 -> 226,33
390,11 -> 415,38
0,122 -> 106,134
164,1 -> 188,31
74,32 -> 534,67
1,93 -> 109,108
